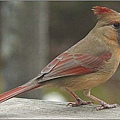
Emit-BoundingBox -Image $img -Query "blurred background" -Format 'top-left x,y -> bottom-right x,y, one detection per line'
0,1 -> 119,104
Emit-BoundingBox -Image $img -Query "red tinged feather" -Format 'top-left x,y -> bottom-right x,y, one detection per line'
58,67 -> 92,75
92,6 -> 114,15
40,51 -> 112,81
41,52 -> 70,74
99,53 -> 112,60
0,83 -> 40,103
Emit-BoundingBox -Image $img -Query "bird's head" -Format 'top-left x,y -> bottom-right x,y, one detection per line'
92,6 -> 120,46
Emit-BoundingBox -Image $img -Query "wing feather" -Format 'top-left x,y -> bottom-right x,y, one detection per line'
39,51 -> 112,81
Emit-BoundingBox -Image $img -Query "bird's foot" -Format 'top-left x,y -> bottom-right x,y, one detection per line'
96,102 -> 117,110
67,98 -> 93,107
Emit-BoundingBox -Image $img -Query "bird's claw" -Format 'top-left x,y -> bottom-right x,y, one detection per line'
67,100 -> 93,107
67,102 -> 79,107
96,102 -> 117,110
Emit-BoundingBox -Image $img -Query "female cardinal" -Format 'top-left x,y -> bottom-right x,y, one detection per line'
0,6 -> 120,110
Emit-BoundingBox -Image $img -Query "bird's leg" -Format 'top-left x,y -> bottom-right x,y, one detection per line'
66,88 -> 93,107
84,89 -> 117,110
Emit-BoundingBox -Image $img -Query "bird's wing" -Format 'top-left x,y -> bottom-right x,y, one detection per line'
39,51 -> 112,81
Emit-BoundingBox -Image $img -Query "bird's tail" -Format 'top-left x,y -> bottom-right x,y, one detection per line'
0,77 -> 41,103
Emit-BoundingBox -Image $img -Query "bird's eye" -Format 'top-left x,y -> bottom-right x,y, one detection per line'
113,22 -> 120,29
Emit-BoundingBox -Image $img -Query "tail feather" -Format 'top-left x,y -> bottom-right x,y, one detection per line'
0,82 -> 41,103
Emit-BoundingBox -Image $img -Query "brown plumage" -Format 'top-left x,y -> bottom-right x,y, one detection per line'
0,6 -> 120,110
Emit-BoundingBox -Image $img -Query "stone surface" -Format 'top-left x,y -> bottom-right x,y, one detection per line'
0,98 -> 120,119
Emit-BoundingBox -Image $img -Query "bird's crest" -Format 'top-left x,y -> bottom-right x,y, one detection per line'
92,6 -> 118,19
92,6 -> 114,15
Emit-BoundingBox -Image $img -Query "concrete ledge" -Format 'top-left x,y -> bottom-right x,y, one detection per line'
0,98 -> 120,119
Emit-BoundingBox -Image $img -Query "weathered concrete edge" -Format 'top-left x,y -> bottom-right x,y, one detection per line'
0,98 -> 120,119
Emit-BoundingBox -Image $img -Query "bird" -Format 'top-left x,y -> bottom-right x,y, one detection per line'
0,6 -> 120,110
